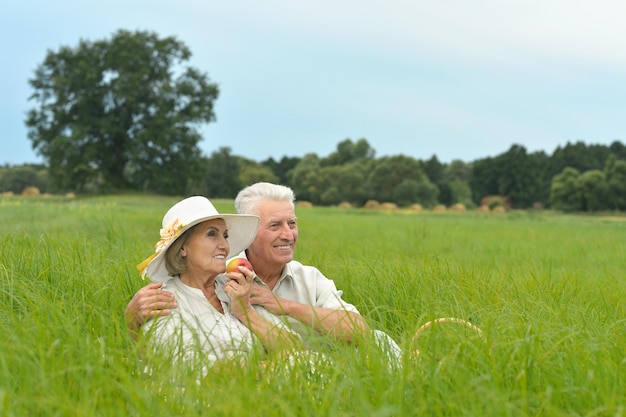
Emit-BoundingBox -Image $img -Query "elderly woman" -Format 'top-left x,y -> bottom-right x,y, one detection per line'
136,196 -> 301,368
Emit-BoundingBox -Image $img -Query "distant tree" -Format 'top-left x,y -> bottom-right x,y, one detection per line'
261,156 -> 300,185
444,160 -> 472,183
608,140 -> 626,161
469,156 -> 500,205
440,160 -> 472,206
202,147 -> 242,198
469,144 -> 549,208
321,138 -> 375,167
447,179 -> 472,206
422,155 -> 445,186
25,29 -> 219,194
392,179 -> 420,207
289,153 -> 322,203
320,187 -> 342,205
352,138 -> 377,160
0,164 -> 48,194
550,167 -> 582,212
239,160 -> 278,187
605,156 -> 626,210
289,138 -> 375,205
366,155 -> 427,203
289,156 -> 371,206
35,169 -> 50,193
526,151 -> 552,206
319,162 -> 369,205
414,180 -> 440,208
496,145 -> 549,208
547,141 -> 611,180
578,170 -> 609,211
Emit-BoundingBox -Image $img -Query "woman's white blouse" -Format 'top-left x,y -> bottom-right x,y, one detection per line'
142,276 -> 259,365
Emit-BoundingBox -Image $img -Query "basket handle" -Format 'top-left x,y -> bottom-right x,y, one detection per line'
411,317 -> 487,345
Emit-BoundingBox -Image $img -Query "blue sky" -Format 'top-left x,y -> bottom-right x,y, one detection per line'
2,0 -> 625,166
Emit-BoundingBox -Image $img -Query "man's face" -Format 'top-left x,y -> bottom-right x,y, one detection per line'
246,199 -> 298,269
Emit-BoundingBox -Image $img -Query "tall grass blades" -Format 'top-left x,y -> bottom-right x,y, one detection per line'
0,195 -> 624,416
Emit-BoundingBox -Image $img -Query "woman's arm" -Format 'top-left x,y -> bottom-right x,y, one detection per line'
224,267 -> 302,354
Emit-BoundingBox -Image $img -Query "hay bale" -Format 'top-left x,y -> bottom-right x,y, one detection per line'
476,205 -> 490,213
492,206 -> 506,213
363,200 -> 380,209
2,191 -> 14,197
379,202 -> 398,211
337,202 -> 352,209
408,203 -> 423,212
65,192 -> 77,199
22,186 -> 41,197
296,201 -> 313,208
432,204 -> 447,212
481,195 -> 511,209
450,203 -> 466,212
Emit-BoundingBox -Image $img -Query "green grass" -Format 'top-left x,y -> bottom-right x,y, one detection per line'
1,195 -> 625,416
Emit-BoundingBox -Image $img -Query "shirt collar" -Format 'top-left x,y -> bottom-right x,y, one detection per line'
252,262 -> 293,290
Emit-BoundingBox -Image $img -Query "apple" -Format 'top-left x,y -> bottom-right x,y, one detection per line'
226,257 -> 253,273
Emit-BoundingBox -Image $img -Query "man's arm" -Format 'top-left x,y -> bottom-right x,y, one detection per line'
125,282 -> 178,339
249,286 -> 369,344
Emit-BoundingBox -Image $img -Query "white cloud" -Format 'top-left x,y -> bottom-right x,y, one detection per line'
2,0 -> 624,165
223,0 -> 626,69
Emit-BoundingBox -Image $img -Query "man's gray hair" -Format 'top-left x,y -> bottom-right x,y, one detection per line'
235,182 -> 295,215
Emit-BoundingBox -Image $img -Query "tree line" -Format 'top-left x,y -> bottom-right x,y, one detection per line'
6,29 -> 626,212
3,138 -> 626,212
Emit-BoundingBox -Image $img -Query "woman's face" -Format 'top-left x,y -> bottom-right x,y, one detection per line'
180,218 -> 229,279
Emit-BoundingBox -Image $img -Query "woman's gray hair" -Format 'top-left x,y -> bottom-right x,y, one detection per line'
235,182 -> 295,215
163,223 -> 202,276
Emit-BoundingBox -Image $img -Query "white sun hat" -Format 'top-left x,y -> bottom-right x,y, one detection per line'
137,196 -> 259,282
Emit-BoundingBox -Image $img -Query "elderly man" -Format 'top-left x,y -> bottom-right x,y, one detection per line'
126,182 -> 370,346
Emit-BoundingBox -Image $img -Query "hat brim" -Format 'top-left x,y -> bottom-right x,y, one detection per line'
145,214 -> 259,283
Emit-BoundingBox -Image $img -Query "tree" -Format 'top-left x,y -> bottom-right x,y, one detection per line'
366,155 -> 430,204
26,29 -> 219,194
578,170 -> 609,211
238,160 -> 278,187
392,179 -> 420,207
321,138 -> 376,167
321,162 -> 370,205
496,145 -> 549,208
0,164 -> 48,194
440,160 -> 472,206
547,141 -> 611,180
605,156 -> 626,210
422,155 -> 445,186
469,144 -> 549,208
414,180 -> 440,208
447,179 -> 472,206
261,156 -> 300,185
201,147 -> 242,198
550,167 -> 582,212
469,156 -> 500,205
289,153 -> 322,203
608,140 -> 626,161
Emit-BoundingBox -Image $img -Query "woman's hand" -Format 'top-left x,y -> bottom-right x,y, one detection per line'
223,264 -> 255,319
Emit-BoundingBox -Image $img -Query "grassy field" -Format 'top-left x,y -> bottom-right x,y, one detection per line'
1,195 -> 625,416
